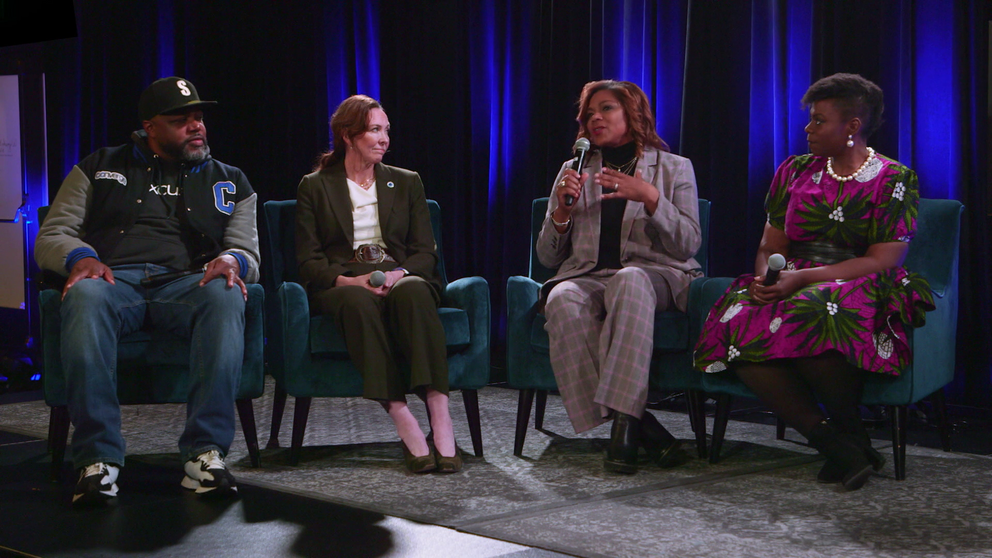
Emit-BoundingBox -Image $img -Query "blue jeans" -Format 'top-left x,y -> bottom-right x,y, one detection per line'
59,264 -> 246,468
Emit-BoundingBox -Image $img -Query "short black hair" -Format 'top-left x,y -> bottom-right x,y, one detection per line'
801,73 -> 885,139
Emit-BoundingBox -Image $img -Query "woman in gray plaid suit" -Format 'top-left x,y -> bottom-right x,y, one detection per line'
537,80 -> 702,474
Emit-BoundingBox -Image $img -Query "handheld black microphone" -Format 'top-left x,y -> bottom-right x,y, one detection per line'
763,253 -> 787,286
369,270 -> 386,287
564,138 -> 591,207
140,268 -> 201,288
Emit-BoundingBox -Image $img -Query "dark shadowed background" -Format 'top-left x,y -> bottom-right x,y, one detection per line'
0,0 -> 988,406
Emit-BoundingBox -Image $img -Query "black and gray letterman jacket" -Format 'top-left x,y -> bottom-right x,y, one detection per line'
35,130 -> 260,283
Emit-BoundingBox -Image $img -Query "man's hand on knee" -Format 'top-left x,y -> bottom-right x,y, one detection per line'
200,254 -> 247,300
63,258 -> 115,299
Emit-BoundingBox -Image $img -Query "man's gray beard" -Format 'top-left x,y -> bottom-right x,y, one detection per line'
181,143 -> 210,164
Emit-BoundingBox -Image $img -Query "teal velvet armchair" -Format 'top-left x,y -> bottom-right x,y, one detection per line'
38,207 -> 265,481
506,198 -> 711,458
698,198 -> 963,480
262,199 -> 490,465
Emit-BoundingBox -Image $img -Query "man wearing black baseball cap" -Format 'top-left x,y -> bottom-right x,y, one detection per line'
139,76 -> 218,163
35,77 -> 259,506
139,76 -> 217,121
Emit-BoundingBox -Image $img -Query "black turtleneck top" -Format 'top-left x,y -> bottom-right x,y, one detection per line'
594,141 -> 637,270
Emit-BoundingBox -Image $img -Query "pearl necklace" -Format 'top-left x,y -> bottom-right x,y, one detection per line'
826,147 -> 875,183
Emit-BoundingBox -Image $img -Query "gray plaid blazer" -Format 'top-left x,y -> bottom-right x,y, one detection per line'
536,146 -> 703,311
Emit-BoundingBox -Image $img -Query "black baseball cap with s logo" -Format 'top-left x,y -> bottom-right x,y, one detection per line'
138,76 -> 218,121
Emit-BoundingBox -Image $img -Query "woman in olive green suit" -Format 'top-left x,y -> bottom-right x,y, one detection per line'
296,95 -> 460,473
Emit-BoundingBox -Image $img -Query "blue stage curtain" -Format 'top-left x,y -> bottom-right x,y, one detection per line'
446,0 -> 692,356
463,0 -> 542,341
324,0 -> 380,120
15,0 -> 990,397
746,0 -> 815,268
682,0 -> 989,402
875,0 -> 990,401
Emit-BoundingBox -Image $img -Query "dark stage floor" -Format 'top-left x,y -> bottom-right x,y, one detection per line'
0,427 -> 565,558
2,387 -> 989,558
689,397 -> 992,456
0,388 -> 569,558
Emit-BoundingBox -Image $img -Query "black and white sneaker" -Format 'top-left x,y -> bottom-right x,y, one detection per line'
72,462 -> 120,506
181,450 -> 237,496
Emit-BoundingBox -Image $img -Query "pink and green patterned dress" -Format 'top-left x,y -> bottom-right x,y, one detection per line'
694,153 -> 934,376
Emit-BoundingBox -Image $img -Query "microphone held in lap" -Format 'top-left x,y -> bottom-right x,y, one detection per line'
369,270 -> 386,287
763,253 -> 787,286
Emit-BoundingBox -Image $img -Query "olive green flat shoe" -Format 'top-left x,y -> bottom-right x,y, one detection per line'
434,447 -> 463,473
401,441 -> 437,474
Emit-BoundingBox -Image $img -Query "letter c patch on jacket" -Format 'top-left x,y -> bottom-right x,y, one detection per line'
213,181 -> 236,215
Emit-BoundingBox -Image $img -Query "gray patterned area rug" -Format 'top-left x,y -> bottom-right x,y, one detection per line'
2,380 -> 990,558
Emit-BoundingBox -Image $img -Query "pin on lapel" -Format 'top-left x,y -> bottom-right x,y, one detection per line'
387,181 -> 395,188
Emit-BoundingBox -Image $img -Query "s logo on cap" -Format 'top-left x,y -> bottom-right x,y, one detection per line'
177,80 -> 192,97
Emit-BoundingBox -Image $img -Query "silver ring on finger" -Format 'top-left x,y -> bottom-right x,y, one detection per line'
614,183 -> 619,191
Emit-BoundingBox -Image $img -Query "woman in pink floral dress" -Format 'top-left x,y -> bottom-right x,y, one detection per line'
694,74 -> 934,490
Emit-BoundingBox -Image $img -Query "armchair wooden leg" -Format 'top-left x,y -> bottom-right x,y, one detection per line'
686,389 -> 708,459
47,409 -> 55,454
49,406 -> 70,483
462,389 -> 483,457
289,396 -> 312,466
709,393 -> 732,464
535,390 -> 548,430
514,389 -> 535,457
776,417 -> 786,440
235,398 -> 261,468
929,389 -> 952,452
889,405 -> 908,480
682,390 -> 698,434
267,386 -> 288,449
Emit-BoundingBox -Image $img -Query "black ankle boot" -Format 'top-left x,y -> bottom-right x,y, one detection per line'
840,416 -> 886,471
640,411 -> 684,468
604,413 -> 640,474
808,421 -> 874,490
816,418 -> 885,483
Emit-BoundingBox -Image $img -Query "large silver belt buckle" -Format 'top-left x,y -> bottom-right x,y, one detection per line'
355,244 -> 386,263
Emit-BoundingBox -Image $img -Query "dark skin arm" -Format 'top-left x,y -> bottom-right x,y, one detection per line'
752,222 -> 791,279
552,167 -> 663,229
63,254 -> 248,301
749,222 -> 909,304
62,257 -> 115,299
597,168 -> 661,214
551,168 -> 587,232
200,254 -> 248,301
